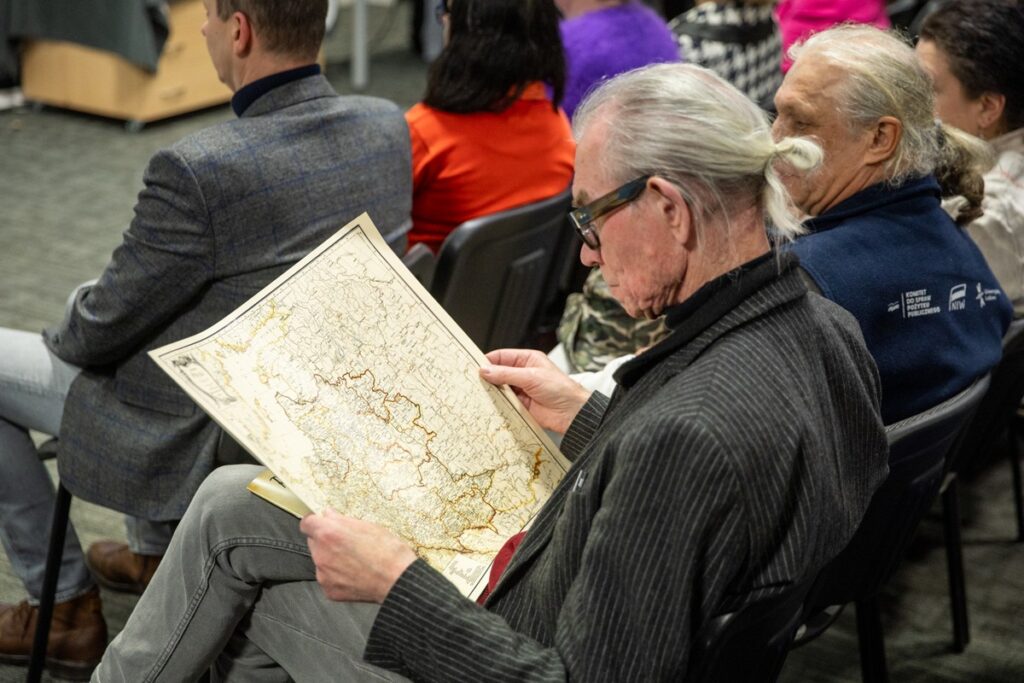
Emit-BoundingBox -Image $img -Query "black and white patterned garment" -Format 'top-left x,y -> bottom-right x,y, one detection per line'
670,1 -> 783,108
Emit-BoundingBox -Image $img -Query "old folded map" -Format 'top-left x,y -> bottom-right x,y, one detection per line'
150,213 -> 569,599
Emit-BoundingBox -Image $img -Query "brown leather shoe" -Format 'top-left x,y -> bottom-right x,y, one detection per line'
0,587 -> 107,680
85,541 -> 162,595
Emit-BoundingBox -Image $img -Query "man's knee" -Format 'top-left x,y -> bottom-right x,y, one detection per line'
187,464 -> 268,535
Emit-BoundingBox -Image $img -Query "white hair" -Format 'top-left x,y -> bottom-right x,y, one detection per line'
572,62 -> 821,243
792,24 -> 940,181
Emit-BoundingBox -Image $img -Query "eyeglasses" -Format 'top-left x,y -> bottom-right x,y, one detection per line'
568,175 -> 651,250
434,0 -> 449,24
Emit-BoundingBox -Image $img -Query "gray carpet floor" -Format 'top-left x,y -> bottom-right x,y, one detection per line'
1,3 -> 1023,681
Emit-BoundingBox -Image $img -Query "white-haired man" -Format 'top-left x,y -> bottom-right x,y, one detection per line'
773,24 -> 1010,424
93,64 -> 888,681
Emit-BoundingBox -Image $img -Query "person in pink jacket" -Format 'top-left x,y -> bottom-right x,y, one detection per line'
776,0 -> 890,70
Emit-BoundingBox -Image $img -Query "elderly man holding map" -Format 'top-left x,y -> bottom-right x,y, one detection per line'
95,64 -> 888,681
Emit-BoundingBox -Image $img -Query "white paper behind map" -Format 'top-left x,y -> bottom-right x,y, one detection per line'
150,213 -> 570,598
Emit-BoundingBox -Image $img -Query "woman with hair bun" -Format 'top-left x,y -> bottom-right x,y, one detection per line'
917,0 -> 1024,315
406,0 -> 574,253
775,23 -> 1010,424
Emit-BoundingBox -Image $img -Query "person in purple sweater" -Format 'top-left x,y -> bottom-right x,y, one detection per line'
556,0 -> 680,120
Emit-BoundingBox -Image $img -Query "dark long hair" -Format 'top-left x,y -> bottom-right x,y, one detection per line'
423,0 -> 566,114
919,0 -> 1024,131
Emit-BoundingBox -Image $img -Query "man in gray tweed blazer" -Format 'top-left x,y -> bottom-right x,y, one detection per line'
0,0 -> 411,675
95,64 -> 887,681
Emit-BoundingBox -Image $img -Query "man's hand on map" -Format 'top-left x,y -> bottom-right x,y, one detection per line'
480,348 -> 592,435
300,509 -> 417,604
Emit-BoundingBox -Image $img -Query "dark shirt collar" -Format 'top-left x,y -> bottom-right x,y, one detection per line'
614,250 -> 798,388
231,64 -> 320,117
804,175 -> 940,234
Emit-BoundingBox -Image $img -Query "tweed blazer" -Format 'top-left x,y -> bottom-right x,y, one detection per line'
364,253 -> 889,681
43,75 -> 412,520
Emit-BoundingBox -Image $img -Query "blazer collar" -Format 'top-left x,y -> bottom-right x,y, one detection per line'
238,72 -> 336,119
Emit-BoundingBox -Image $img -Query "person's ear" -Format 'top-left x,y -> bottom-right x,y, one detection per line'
864,115 -> 902,166
647,177 -> 694,248
232,11 -> 253,57
977,91 -> 1007,135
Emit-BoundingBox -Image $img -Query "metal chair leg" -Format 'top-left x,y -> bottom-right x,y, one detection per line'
1009,424 -> 1024,542
854,597 -> 889,683
942,477 -> 970,652
27,483 -> 72,683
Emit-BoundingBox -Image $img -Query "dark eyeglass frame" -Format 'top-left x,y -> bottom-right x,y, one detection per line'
434,0 -> 449,24
568,175 -> 651,250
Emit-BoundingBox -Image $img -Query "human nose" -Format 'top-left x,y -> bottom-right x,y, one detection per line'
580,242 -> 600,268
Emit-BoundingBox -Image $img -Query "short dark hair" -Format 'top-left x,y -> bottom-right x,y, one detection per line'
215,0 -> 327,60
424,0 -> 566,114
919,0 -> 1024,130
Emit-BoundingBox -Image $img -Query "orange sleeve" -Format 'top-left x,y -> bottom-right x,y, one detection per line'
406,106 -> 438,195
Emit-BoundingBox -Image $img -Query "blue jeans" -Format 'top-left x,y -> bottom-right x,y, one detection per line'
0,327 -> 92,603
96,465 -> 409,682
0,326 -> 177,603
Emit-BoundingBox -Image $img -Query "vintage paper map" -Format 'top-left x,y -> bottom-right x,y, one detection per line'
150,213 -> 569,598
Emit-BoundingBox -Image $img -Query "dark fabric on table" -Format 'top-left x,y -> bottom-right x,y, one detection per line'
8,0 -> 168,72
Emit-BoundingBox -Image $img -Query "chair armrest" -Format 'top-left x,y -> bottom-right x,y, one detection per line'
403,243 -> 436,289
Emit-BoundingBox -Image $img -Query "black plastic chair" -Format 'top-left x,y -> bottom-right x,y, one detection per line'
428,189 -> 572,351
1011,412 -> 1024,543
531,212 -> 591,343
688,577 -> 814,683
27,431 -> 256,682
401,242 -> 436,289
936,319 -> 1024,653
793,374 -> 991,683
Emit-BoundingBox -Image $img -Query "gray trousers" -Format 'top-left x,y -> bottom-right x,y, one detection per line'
0,327 -> 92,603
94,465 -> 409,682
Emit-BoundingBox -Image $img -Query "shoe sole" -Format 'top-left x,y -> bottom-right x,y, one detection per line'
83,556 -> 148,595
0,652 -> 97,681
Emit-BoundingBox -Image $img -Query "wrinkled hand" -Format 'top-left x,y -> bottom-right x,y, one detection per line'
480,348 -> 592,435
300,509 -> 417,604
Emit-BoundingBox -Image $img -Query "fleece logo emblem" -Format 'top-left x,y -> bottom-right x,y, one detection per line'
977,283 -> 1002,308
949,284 -> 966,311
889,289 -> 941,318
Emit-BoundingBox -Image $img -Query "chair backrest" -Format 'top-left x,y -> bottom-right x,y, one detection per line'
401,242 -> 436,289
804,374 -> 992,612
946,319 -> 1024,476
430,189 -> 572,351
533,213 -> 591,334
688,578 -> 814,683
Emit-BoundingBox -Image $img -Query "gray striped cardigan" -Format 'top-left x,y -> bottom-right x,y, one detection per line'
366,253 -> 889,681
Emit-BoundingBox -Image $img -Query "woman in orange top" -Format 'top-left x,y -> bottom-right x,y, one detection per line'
406,0 -> 575,253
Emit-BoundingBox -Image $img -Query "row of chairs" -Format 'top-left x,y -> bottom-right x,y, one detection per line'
33,194 -> 1021,680
690,320 -> 1024,683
